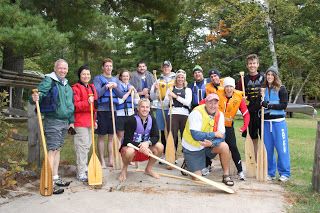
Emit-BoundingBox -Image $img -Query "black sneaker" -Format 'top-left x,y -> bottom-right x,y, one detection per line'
180,160 -> 188,176
54,177 -> 71,187
53,186 -> 64,195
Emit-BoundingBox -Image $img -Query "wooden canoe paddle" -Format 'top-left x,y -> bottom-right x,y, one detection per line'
88,94 -> 103,185
256,88 -> 268,181
109,87 -> 123,170
127,143 -> 235,194
239,71 -> 256,178
32,89 -> 53,196
165,97 -> 175,170
152,70 -> 168,140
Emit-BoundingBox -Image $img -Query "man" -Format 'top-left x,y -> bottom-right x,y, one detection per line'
205,68 -> 224,95
216,77 -> 250,180
182,94 -> 234,186
119,98 -> 163,181
188,65 -> 208,110
150,60 -> 175,153
236,54 -> 264,159
93,58 -> 124,168
130,60 -> 155,99
31,59 -> 74,194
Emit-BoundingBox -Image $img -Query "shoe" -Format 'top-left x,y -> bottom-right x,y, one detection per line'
159,155 -> 165,165
207,165 -> 212,172
180,160 -> 188,176
267,175 -> 276,181
279,175 -> 289,182
78,174 -> 88,183
53,186 -> 64,195
54,177 -> 71,187
201,167 -> 210,176
238,171 -> 245,181
175,160 -> 178,165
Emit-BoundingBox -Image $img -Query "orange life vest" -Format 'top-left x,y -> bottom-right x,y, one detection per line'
217,88 -> 243,127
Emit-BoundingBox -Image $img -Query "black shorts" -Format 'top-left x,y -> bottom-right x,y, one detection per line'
95,111 -> 116,135
116,116 -> 130,131
243,109 -> 261,139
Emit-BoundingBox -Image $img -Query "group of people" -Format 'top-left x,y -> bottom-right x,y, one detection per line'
30,53 -> 291,194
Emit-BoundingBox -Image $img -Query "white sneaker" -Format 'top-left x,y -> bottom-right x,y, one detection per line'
279,175 -> 289,182
267,175 -> 276,181
238,171 -> 245,181
201,167 -> 210,176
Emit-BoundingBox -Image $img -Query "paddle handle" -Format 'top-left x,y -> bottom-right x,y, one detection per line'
127,143 -> 234,194
89,94 -> 96,154
239,71 -> 246,98
131,90 -> 134,112
32,89 -> 48,158
109,87 -> 117,132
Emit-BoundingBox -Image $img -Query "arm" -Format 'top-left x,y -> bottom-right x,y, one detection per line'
29,77 -> 53,104
122,117 -> 137,147
111,78 -> 124,98
93,75 -> 107,98
149,116 -> 160,145
150,81 -> 159,100
239,99 -> 250,132
268,86 -> 288,110
72,86 -> 90,112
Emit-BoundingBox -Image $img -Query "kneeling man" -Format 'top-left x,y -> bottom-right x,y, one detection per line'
119,98 -> 164,181
182,93 -> 234,186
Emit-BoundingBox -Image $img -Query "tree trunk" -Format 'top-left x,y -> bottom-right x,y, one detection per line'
262,0 -> 279,70
150,19 -> 158,62
293,72 -> 310,104
288,84 -> 294,103
312,121 -> 320,192
2,46 -> 24,109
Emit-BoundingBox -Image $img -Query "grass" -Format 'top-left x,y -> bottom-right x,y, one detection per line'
2,113 -> 320,212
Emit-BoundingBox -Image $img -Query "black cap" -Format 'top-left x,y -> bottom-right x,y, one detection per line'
208,68 -> 221,78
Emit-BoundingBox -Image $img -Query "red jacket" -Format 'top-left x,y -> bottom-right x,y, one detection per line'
72,82 -> 98,127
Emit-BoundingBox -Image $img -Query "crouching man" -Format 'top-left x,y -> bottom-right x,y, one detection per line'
119,98 -> 164,181
182,93 -> 234,186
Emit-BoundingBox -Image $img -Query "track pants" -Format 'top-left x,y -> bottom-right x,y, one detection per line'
264,119 -> 290,177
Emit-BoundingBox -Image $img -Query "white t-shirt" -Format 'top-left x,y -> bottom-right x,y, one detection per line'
182,109 -> 225,151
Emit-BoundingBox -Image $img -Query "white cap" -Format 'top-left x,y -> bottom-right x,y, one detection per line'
223,77 -> 235,88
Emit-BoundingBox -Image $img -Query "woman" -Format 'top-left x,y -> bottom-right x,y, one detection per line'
116,69 -> 140,143
261,66 -> 290,182
164,69 -> 192,159
72,65 -> 98,182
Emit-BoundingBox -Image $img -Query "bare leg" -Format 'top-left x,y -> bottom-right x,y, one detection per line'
107,134 -> 113,167
98,135 -> 106,168
212,142 -> 230,176
48,150 -> 55,176
253,138 -> 258,162
53,150 -> 60,177
145,143 -> 163,179
118,147 -> 135,182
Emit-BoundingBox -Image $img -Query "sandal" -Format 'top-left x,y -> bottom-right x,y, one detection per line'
222,175 -> 234,186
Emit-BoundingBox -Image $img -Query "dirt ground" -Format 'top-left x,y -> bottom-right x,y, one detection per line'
0,158 -> 288,213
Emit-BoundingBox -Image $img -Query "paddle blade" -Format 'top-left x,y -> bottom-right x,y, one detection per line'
256,140 -> 267,181
245,134 -> 256,178
112,136 -> 122,170
165,132 -> 175,165
40,159 -> 53,196
88,153 -> 103,186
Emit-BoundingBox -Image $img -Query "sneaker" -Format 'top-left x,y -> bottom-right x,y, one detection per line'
201,167 -> 210,176
53,186 -> 64,195
54,177 -> 71,187
159,156 -> 165,165
78,174 -> 88,183
238,171 -> 245,181
207,165 -> 212,172
279,175 -> 289,182
267,175 -> 276,181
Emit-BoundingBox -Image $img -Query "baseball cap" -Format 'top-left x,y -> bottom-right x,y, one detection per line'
162,60 -> 172,67
205,93 -> 219,102
208,68 -> 221,78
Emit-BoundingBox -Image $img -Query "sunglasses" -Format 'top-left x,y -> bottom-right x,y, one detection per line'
176,69 -> 186,75
68,127 -> 76,135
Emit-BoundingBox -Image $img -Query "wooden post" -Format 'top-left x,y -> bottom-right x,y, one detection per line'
312,121 -> 320,192
27,102 -> 41,168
